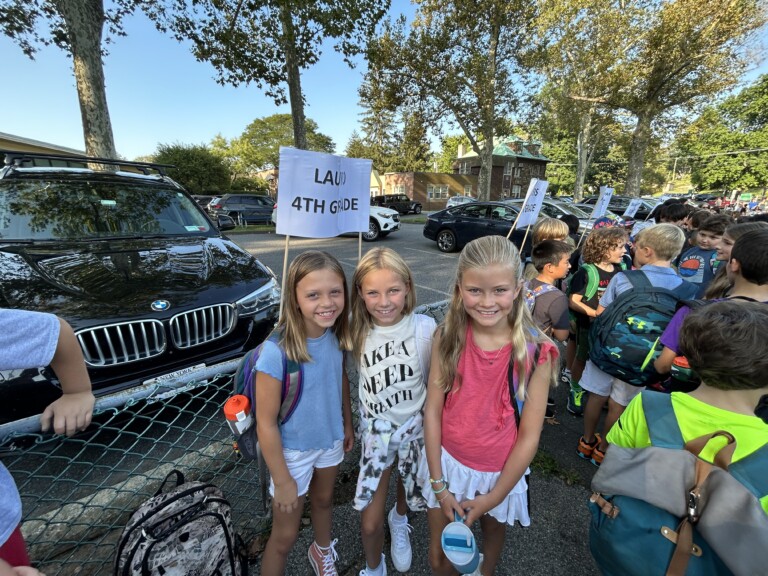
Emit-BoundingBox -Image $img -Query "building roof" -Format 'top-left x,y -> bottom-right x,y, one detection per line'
0,132 -> 85,156
458,137 -> 550,162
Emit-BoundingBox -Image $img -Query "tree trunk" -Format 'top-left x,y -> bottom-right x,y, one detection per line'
477,141 -> 494,201
625,111 -> 653,198
53,0 -> 117,161
573,107 -> 594,201
279,4 -> 306,150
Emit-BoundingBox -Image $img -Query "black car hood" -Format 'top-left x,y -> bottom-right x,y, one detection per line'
0,236 -> 271,326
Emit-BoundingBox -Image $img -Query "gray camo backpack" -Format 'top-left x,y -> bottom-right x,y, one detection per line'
114,470 -> 247,576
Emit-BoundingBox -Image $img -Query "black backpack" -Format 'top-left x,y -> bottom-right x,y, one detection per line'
588,271 -> 699,387
114,470 -> 247,576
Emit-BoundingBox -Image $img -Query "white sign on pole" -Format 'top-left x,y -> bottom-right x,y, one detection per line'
623,198 -> 643,218
631,220 -> 654,237
276,147 -> 372,237
513,179 -> 549,229
590,186 -> 615,219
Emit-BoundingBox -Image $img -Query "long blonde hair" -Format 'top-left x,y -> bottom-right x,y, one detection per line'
436,236 -> 558,400
277,251 -> 351,362
350,248 -> 416,361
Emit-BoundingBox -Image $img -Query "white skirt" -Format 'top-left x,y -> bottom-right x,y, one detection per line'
416,447 -> 531,527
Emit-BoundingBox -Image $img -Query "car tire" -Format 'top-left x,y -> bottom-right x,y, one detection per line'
436,229 -> 457,253
363,219 -> 380,242
415,205 -> 422,214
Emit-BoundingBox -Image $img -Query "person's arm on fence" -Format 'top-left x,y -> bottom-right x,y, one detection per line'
0,558 -> 45,576
40,318 -> 95,437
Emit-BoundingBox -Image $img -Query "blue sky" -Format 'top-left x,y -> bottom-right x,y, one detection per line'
1,1 -> 415,160
2,4 -> 766,161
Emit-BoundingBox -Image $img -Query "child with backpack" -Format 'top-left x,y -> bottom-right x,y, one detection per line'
654,227 -> 768,388
419,236 -> 559,576
255,251 -> 354,576
566,226 -> 628,416
592,300 -> 768,575
676,213 -> 732,296
0,310 -> 95,576
522,218 -> 572,281
703,221 -> 768,299
349,248 -> 436,576
577,224 -> 697,466
526,240 -> 573,342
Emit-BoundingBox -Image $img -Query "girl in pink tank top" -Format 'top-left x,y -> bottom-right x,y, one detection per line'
418,236 -> 558,575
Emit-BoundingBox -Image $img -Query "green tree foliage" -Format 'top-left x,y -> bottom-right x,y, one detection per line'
677,75 -> 768,192
152,143 -> 231,194
367,0 -> 538,200
395,110 -> 432,172
147,0 -> 388,151
238,114 -> 334,171
0,0 -> 141,158
356,70 -> 399,171
539,0 -> 766,197
435,134 -> 471,173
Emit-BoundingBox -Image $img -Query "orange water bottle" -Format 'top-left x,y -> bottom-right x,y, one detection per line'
223,395 -> 254,436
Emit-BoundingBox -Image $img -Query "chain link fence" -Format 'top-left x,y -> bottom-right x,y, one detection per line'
2,301 -> 449,575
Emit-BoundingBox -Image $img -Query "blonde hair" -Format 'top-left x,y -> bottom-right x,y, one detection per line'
436,236 -> 558,400
350,248 -> 416,360
533,217 -> 569,245
277,251 -> 351,363
634,224 -> 685,261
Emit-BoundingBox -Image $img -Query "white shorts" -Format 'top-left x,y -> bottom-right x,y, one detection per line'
269,440 -> 344,497
580,360 -> 643,407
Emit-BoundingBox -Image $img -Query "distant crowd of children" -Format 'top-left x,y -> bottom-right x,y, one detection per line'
3,202 -> 767,576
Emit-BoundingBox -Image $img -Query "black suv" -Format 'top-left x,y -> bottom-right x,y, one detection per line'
0,152 -> 280,428
209,194 -> 274,224
581,195 -> 654,220
371,193 -> 422,215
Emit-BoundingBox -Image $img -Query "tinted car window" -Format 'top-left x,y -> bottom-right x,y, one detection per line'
0,180 -> 212,240
459,204 -> 488,218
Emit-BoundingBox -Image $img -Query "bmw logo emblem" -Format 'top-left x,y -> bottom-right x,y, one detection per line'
151,300 -> 171,312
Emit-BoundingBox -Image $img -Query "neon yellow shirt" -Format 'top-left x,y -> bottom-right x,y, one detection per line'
608,392 -> 768,514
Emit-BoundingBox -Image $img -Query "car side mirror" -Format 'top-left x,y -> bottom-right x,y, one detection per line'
217,214 -> 236,231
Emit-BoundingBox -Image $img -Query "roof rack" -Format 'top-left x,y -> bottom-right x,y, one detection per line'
1,150 -> 175,177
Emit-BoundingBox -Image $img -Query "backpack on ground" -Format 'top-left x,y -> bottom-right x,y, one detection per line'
589,391 -> 768,576
523,281 -> 560,313
115,469 -> 247,576
588,270 -> 699,386
229,332 -> 304,514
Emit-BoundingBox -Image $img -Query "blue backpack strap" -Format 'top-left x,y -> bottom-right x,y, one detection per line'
265,332 -> 304,425
729,444 -> 768,499
623,269 -> 653,291
641,390 -> 684,449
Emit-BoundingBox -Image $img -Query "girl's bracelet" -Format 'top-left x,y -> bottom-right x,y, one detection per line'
436,490 -> 450,503
432,482 -> 448,495
429,476 -> 446,485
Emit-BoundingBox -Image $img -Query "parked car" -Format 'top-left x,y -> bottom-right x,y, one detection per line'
209,194 -> 275,224
371,193 -> 422,215
580,195 -> 657,221
192,195 -> 214,209
504,198 -> 594,234
423,201 -> 531,254
446,195 -> 476,208
0,151 -> 281,427
271,204 -> 400,242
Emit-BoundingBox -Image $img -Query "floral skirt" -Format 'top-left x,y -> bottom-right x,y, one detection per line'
416,447 -> 531,527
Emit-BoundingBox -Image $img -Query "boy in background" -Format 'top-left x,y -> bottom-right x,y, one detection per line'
577,224 -> 694,466
523,218 -> 572,280
607,299 -> 768,515
567,226 -> 628,416
0,310 -> 95,575
677,213 -> 731,296
528,240 -> 573,342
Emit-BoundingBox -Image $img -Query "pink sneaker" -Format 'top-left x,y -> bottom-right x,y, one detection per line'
308,539 -> 339,576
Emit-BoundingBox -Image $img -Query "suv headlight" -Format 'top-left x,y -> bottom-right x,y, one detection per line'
236,277 -> 281,317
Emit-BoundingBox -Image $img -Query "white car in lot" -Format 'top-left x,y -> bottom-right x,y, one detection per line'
271,204 -> 400,241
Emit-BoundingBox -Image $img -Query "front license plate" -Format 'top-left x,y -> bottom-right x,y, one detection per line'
143,363 -> 206,386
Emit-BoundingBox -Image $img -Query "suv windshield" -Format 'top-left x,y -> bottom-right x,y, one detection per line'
0,179 -> 213,241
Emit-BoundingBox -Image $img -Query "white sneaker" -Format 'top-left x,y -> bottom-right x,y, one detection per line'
387,507 -> 412,573
358,553 -> 387,576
